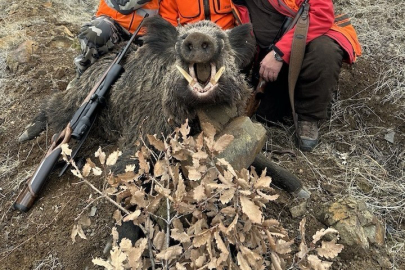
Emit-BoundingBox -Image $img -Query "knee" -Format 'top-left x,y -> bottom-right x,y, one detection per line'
306,36 -> 344,70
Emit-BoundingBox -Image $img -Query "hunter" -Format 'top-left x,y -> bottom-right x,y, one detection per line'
244,0 -> 362,151
74,0 -> 160,75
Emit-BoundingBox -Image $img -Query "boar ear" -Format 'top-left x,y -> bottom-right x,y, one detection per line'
227,23 -> 256,68
142,16 -> 178,53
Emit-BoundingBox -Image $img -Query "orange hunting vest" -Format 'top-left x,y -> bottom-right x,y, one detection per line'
269,0 -> 361,62
159,0 -> 244,30
96,0 -> 159,33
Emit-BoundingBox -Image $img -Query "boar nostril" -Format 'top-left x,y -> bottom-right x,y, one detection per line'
201,42 -> 208,49
185,43 -> 193,51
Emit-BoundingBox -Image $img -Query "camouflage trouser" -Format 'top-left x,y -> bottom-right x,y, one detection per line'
74,15 -> 130,75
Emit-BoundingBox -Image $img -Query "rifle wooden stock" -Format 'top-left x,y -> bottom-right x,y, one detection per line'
13,126 -> 72,212
245,77 -> 267,117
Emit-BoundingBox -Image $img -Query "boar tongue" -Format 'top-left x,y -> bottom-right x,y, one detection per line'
195,63 -> 211,85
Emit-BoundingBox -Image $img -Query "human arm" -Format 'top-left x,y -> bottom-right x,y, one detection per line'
159,0 -> 180,27
274,0 -> 334,63
259,50 -> 284,82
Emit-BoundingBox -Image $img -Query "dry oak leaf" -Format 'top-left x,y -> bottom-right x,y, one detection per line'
220,187 -> 236,204
193,184 -> 206,202
253,170 -> 272,189
218,170 -> 234,186
194,254 -> 207,268
154,160 -> 168,177
200,121 -> 216,140
71,168 -> 83,179
220,206 -> 236,216
225,214 -> 239,235
257,190 -> 279,201
106,150 -> 122,166
316,240 -> 344,259
110,246 -> 127,270
237,252 -> 251,270
175,176 -> 186,202
312,228 -> 340,244
216,158 -> 237,177
176,262 -> 187,270
240,195 -> 262,224
95,146 -> 106,165
171,228 -> 191,243
274,239 -> 294,255
154,185 -> 173,200
71,224 -> 87,243
153,231 -> 166,251
240,246 -> 261,266
130,189 -> 147,208
92,166 -> 103,176
178,120 -> 191,138
307,254 -> 333,270
187,167 -> 202,181
61,143 -> 72,157
193,230 -> 211,247
214,231 -> 229,255
147,134 -> 165,151
92,258 -> 113,270
123,209 -> 141,222
213,134 -> 234,153
126,238 -> 148,269
137,150 -> 150,173
82,162 -> 92,177
156,245 -> 183,261
193,150 -> 209,160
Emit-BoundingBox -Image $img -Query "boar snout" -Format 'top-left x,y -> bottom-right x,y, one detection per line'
181,32 -> 217,63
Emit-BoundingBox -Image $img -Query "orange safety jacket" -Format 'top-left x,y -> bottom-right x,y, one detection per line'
95,0 -> 159,34
268,0 -> 362,64
159,0 -> 247,30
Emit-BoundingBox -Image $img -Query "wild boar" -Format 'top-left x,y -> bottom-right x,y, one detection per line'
19,16 -> 256,170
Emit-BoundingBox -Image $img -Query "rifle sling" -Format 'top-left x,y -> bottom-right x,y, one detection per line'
288,2 -> 309,136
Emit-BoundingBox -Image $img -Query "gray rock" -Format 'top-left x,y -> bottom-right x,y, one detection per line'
316,197 -> 385,249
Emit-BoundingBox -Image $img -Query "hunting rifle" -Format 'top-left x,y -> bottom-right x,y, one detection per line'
246,0 -> 309,117
13,14 -> 149,213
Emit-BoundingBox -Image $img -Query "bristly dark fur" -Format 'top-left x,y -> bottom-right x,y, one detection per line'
27,16 -> 256,172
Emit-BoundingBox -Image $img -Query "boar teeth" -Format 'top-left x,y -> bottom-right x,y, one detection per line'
212,66 -> 225,84
177,64 -> 224,94
176,65 -> 194,84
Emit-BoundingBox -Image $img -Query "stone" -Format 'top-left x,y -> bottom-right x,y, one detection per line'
216,116 -> 267,171
289,200 -> 307,218
316,197 -> 385,250
196,104 -> 267,171
6,40 -> 38,73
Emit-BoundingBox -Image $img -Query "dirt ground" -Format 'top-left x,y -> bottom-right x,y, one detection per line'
0,0 -> 404,270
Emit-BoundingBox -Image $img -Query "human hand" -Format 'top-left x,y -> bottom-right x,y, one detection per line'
259,50 -> 283,82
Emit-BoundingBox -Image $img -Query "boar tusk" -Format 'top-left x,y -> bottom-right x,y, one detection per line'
213,66 -> 225,83
176,65 -> 193,83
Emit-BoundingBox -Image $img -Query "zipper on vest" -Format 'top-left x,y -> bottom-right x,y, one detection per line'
203,0 -> 211,20
128,12 -> 135,32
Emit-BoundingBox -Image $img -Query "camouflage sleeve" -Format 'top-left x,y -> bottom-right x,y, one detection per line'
105,0 -> 152,15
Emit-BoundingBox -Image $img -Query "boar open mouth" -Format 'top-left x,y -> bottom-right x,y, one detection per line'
176,63 -> 225,96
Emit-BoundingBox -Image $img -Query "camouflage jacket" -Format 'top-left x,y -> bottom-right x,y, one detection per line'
104,0 -> 153,15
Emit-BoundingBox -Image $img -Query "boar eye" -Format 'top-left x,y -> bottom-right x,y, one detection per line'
180,34 -> 187,40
